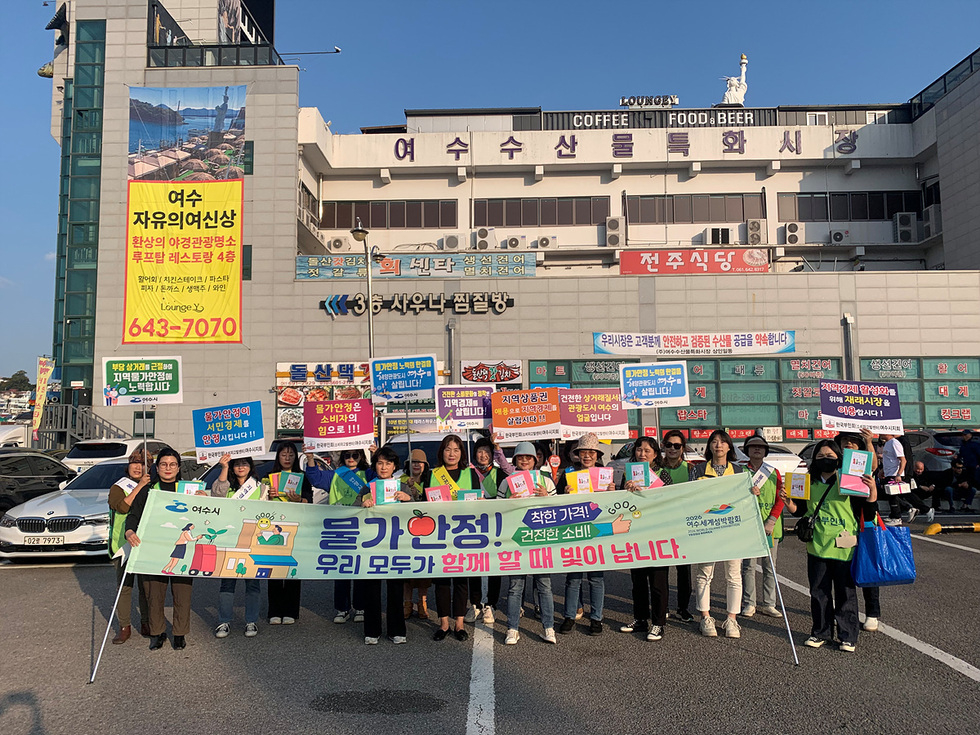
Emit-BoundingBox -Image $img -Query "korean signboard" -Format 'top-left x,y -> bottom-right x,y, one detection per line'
620,362 -> 690,409
102,357 -> 183,405
192,400 -> 264,462
437,386 -> 494,430
460,360 -> 522,385
370,355 -> 438,404
820,379 -> 904,434
594,331 -> 796,357
302,399 -> 374,452
275,362 -> 371,437
559,389 -> 629,440
620,249 -> 769,275
491,388 -> 561,442
320,292 -> 514,317
297,252 -> 534,280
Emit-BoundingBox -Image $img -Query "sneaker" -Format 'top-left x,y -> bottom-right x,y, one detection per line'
282,616 -> 296,625
589,620 -> 603,636
244,623 -> 258,637
883,518 -> 902,527
352,609 -> 364,623
542,628 -> 557,644
839,640 -> 856,653
575,608 -> 585,620
759,606 -> 782,618
862,616 -> 879,632
364,636 -> 379,645
646,625 -> 664,642
741,605 -> 756,618
925,508 -> 935,523
721,617 -> 741,639
505,629 -> 520,645
214,623 -> 230,639
268,616 -> 282,625
389,635 -> 407,645
905,507 -> 919,524
333,610 -> 350,624
464,604 -> 479,623
699,616 -> 718,637
558,618 -> 576,634
676,609 -> 695,623
804,636 -> 825,648
482,605 -> 496,625
620,619 -> 649,633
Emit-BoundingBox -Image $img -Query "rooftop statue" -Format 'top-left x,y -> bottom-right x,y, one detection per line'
721,54 -> 748,106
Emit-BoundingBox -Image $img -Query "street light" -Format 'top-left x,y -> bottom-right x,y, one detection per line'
350,218 -> 374,359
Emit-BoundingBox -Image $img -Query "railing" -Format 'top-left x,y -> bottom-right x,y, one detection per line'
147,43 -> 283,68
910,46 -> 980,119
35,404 -> 130,450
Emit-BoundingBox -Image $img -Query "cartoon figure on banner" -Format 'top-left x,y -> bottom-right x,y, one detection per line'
104,383 -> 120,406
162,523 -> 204,575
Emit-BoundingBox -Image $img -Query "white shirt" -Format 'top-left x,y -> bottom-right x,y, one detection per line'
882,438 -> 905,478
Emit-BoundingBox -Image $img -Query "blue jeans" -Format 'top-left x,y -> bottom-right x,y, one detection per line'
507,575 -> 554,630
218,578 -> 260,624
564,571 -> 605,621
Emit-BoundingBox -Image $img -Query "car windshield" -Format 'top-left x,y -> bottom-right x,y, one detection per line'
63,462 -> 130,490
66,442 -> 128,459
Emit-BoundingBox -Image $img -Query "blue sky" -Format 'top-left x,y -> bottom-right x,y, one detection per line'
2,0 -> 979,379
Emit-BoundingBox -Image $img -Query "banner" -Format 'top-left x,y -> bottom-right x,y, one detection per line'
192,400 -> 264,462
620,249 -> 769,275
620,362 -> 690,409
296,253 -> 534,280
559,388 -> 629,440
491,388 -> 561,441
303,399 -> 374,452
370,355 -> 437,404
820,379 -> 904,434
437,385 -> 494,430
460,360 -> 522,385
102,357 -> 182,405
594,331 -> 796,356
126,473 -> 767,579
31,357 -> 54,436
123,180 -> 243,344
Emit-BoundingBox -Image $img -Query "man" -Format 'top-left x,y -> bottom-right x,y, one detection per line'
909,461 -> 936,523
945,460 -> 977,513
957,430 -> 980,486
880,433 -> 907,526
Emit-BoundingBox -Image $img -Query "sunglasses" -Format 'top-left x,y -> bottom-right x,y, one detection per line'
663,442 -> 684,449
341,453 -> 360,460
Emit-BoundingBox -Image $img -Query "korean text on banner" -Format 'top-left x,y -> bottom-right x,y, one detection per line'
370,354 -> 437,404
437,385 -> 494,431
559,388 -> 629,440
126,473 -> 767,579
31,357 -> 54,436
102,357 -> 183,406
819,379 -> 904,434
620,362 -> 690,409
123,180 -> 243,344
192,400 -> 264,462
491,388 -> 561,442
303,399 -> 374,452
593,331 -> 796,356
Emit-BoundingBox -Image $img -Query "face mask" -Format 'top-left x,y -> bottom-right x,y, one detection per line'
812,457 -> 839,475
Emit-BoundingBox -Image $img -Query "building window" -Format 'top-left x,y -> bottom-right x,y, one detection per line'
866,111 -> 888,124
806,112 -> 828,126
473,197 -> 610,228
319,199 -> 457,229
778,191 -> 922,221
242,245 -> 252,281
625,193 -> 763,224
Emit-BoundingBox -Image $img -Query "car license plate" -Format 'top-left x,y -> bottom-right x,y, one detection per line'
25,536 -> 65,546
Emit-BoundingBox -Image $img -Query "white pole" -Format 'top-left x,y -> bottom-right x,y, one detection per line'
765,544 -> 799,666
90,569 -> 129,683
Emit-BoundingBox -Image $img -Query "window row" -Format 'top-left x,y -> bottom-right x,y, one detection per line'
320,200 -> 458,230
777,191 -> 923,222
626,194 -> 764,224
475,197 -> 610,228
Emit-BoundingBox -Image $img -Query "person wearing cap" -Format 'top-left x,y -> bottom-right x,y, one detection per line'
740,434 -> 785,619
466,437 -> 506,626
558,433 -> 614,636
107,448 -> 152,643
497,442 -> 558,644
402,448 -> 432,619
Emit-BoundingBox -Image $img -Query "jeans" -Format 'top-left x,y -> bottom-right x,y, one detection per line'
507,575 -> 554,630
564,571 -> 605,621
806,554 -> 859,644
742,539 -> 779,609
694,560 -> 741,615
218,578 -> 260,624
944,485 -> 977,509
862,585 -> 880,618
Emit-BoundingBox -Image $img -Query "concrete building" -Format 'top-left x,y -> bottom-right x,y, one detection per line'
42,0 -> 980,448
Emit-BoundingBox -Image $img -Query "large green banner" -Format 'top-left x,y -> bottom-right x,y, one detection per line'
127,474 -> 767,580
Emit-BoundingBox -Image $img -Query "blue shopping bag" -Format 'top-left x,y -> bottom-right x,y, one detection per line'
851,513 -> 917,587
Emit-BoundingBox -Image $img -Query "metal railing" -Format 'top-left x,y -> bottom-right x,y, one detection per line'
34,404 -> 130,451
147,43 -> 283,68
910,46 -> 980,119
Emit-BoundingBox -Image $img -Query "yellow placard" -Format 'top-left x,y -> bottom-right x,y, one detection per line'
123,180 -> 243,344
786,472 -> 811,500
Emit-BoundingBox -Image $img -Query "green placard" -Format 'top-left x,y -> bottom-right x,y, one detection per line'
686,360 -> 718,381
102,357 -> 182,405
529,360 -> 571,384
720,382 -> 779,405
721,404 -> 780,428
571,359 -> 635,384
921,358 -> 980,379
688,383 -> 719,404
923,380 -> 980,403
779,357 -> 842,380
859,358 -> 920,380
780,383 -> 822,403
923,404 -> 980,426
718,359 -> 778,381
660,405 -> 719,428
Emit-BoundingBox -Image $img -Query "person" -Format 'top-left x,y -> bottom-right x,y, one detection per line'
782,439 -> 876,652
957,429 -> 980,486
944,459 -> 977,512
358,446 -> 415,644
124,447 -> 193,651
107,448 -> 152,643
739,435 -> 785,619
422,435 -> 482,641
910,461 -> 940,520
210,454 -> 266,638
497,442 -> 558,645
466,437 -> 505,626
162,523 -> 204,575
263,441 -> 312,625
691,429 -> 745,639
401,449 -> 431,619
659,430 -> 697,622
619,437 -> 673,641
880,433 -> 907,526
558,433 -> 614,636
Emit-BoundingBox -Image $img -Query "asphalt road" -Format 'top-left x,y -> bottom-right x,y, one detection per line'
2,515 -> 978,735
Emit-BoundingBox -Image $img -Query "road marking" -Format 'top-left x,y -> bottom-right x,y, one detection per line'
466,622 -> 495,735
772,569 -> 980,683
911,534 -> 980,555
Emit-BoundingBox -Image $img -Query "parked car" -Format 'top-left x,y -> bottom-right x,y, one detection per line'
0,456 -> 199,559
799,430 -> 963,474
0,448 -> 76,512
64,439 -> 171,475
382,430 -> 488,471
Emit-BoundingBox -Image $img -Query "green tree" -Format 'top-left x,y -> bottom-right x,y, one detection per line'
0,370 -> 33,391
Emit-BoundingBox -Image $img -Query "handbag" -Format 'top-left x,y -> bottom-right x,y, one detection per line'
795,480 -> 834,543
851,512 -> 917,587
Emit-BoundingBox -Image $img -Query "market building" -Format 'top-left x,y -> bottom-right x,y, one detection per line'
41,0 -> 980,449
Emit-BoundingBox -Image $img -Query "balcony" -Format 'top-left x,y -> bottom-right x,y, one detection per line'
147,43 -> 283,68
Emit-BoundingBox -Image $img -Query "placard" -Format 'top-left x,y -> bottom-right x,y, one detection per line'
559,388 -> 629,439
437,385 -> 494,430
626,462 -> 665,489
425,485 -> 452,502
567,470 -> 593,494
370,354 -> 438,404
590,467 -> 614,491
505,470 -> 540,499
177,481 -> 206,496
192,400 -> 264,462
840,449 -> 872,497
785,472 -> 810,500
302,398 -> 374,452
372,478 -> 400,505
491,388 -> 562,441
620,362 -> 690,409
595,331 -> 795,356
820,379 -> 903,434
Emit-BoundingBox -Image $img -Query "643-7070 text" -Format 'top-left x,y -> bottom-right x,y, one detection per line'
127,317 -> 239,339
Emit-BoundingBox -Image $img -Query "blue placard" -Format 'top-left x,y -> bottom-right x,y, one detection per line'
620,361 -> 690,409
192,400 -> 265,462
370,354 -> 438,404
819,379 -> 903,434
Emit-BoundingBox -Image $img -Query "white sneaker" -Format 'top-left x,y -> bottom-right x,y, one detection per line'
352,609 -> 364,623
862,616 -> 879,632
839,640 -> 856,653
804,636 -> 825,648
699,616 -> 718,637
884,518 -> 902,527
282,616 -> 295,625
905,508 -> 919,524
721,617 -> 741,639
464,604 -> 479,623
214,623 -> 230,639
505,629 -> 520,645
646,625 -> 664,642
542,628 -> 557,644
741,605 -> 756,618
268,616 -> 282,625
244,623 -> 258,637
759,606 -> 782,618
482,605 -> 495,625
925,508 -> 935,523
333,610 -> 350,624
364,636 -> 379,645
389,635 -> 407,645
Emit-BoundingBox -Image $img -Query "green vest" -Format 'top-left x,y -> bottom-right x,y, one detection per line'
108,503 -> 127,556
481,467 -> 504,498
329,469 -> 366,506
750,464 -> 783,540
806,477 -> 858,561
425,468 -> 476,491
664,461 -> 690,485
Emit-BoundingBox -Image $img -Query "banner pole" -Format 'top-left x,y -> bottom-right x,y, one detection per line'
767,544 -> 800,666
404,402 -> 413,464
90,568 -> 128,684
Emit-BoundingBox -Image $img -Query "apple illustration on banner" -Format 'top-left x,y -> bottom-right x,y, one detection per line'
408,510 -> 435,537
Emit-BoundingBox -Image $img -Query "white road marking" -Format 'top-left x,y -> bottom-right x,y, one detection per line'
911,534 -> 980,555
466,622 -> 495,735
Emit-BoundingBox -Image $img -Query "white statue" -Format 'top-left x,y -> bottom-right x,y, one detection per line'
721,54 -> 748,106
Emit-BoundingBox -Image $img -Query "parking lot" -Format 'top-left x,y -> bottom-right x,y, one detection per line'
1,515 -> 978,735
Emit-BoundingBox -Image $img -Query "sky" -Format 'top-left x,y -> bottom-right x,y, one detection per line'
1,0 -> 979,379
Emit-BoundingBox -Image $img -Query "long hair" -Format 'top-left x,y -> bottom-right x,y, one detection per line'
273,441 -> 302,473
436,434 -> 468,468
703,430 -> 737,463
808,439 -> 842,479
228,456 -> 256,490
340,448 -> 370,472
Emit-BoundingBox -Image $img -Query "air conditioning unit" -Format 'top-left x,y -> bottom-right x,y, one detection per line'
785,222 -> 802,245
605,216 -> 626,247
746,219 -> 767,246
923,204 -> 942,238
474,227 -> 494,250
829,229 -> 850,245
328,237 -> 352,252
442,233 -> 464,250
705,227 -> 732,245
892,212 -> 916,244
536,235 -> 558,248
504,235 -> 527,250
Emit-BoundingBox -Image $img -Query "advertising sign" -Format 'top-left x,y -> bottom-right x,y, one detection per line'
819,379 -> 904,434
102,357 -> 182,405
370,355 -> 438,404
620,362 -> 690,409
594,331 -> 796,357
192,400 -> 264,462
31,357 -> 54,436
460,360 -> 522,385
620,249 -> 769,275
559,388 -> 629,440
491,388 -> 561,441
297,252 -> 535,280
302,399 -> 374,452
437,385 -> 494,430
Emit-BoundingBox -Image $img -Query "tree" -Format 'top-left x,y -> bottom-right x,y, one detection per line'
0,370 -> 33,391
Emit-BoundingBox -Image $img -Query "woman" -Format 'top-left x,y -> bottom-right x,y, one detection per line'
467,437 -> 505,626
107,449 -> 152,643
162,523 -> 203,575
782,439 -> 876,652
497,442 -> 557,645
401,449 -> 432,619
692,430 -> 745,639
739,435 -> 785,619
211,454 -> 265,638
263,441 -> 312,626
124,447 -> 193,651
620,437 -> 673,641
659,430 -> 697,622
358,446 -> 416,644
422,435 -> 481,641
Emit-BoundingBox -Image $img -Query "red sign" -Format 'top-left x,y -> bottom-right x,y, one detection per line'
302,399 -> 374,452
558,388 -> 629,440
644,426 -> 658,437
813,429 -> 837,439
785,429 -> 810,440
461,360 -> 522,385
620,249 -> 769,275
690,429 -> 714,439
